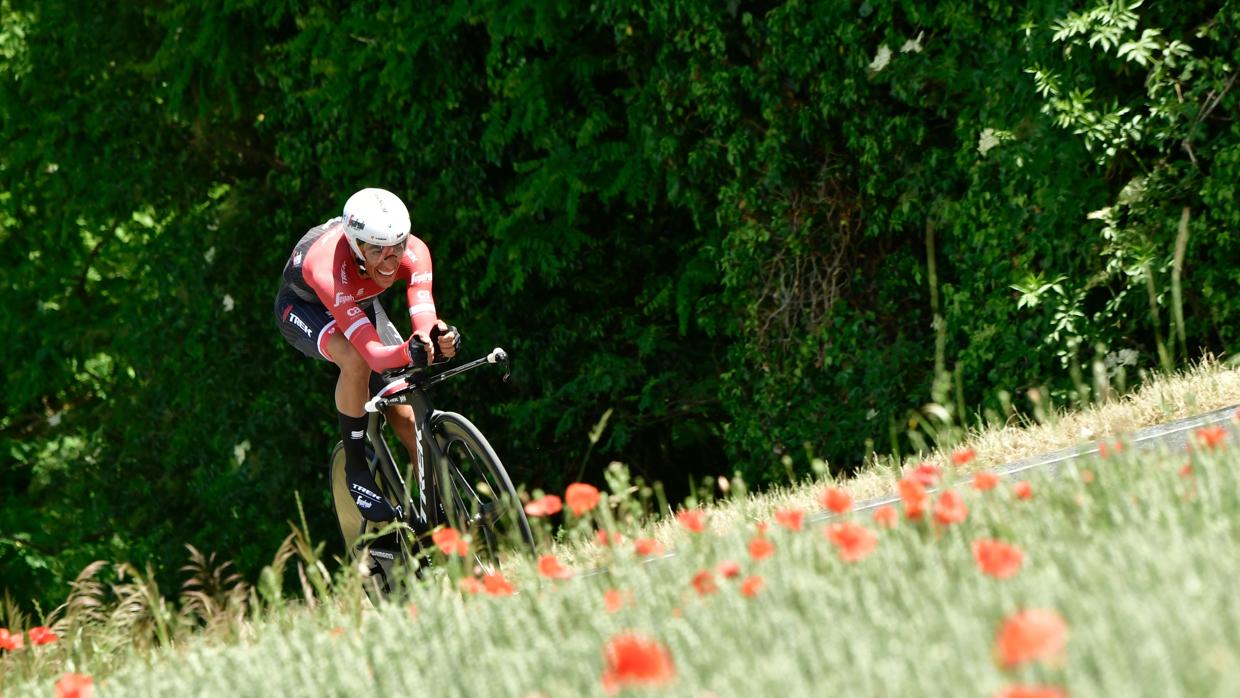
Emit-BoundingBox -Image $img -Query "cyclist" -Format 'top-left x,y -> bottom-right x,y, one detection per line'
274,187 -> 459,523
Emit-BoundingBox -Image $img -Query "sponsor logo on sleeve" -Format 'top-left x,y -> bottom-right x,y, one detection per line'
334,292 -> 355,307
416,290 -> 431,300
339,262 -> 350,285
409,271 -> 432,284
347,306 -> 363,318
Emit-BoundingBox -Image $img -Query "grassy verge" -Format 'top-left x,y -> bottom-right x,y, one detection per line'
3,360 -> 1240,697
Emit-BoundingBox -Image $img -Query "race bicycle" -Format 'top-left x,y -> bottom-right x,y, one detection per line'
328,347 -> 535,599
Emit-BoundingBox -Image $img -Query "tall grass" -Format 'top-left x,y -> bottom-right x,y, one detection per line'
3,362 -> 1240,697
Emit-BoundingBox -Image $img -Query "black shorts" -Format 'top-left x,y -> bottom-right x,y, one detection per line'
274,287 -> 403,363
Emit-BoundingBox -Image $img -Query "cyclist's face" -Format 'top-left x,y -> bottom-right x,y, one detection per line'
361,239 -> 407,285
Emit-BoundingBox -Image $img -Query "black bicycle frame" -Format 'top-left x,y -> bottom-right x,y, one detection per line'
363,348 -> 510,531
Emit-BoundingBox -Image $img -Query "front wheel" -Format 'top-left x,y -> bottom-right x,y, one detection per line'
431,411 -> 535,568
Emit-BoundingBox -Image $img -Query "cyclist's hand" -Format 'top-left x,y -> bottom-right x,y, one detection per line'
431,321 -> 460,360
407,332 -> 434,367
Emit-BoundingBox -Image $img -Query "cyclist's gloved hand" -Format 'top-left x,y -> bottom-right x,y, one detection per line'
430,321 -> 460,361
406,332 -> 433,367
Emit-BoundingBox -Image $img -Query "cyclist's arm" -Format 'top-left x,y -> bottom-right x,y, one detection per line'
401,237 -> 439,337
307,268 -> 413,372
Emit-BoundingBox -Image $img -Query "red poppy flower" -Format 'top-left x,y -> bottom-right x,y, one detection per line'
774,508 -> 804,532
633,538 -> 665,557
951,448 -> 976,466
973,539 -> 1024,579
716,559 -> 741,579
431,527 -> 469,557
748,535 -> 775,561
565,483 -> 602,516
691,570 -> 717,596
899,477 -> 928,519
872,504 -> 898,529
1179,462 -> 1193,478
604,589 -> 627,614
995,609 -> 1069,669
600,633 -> 676,694
740,575 -> 764,597
819,487 -> 853,514
482,572 -> 515,597
973,471 -> 1001,491
55,673 -> 94,698
537,554 -> 573,580
992,685 -> 1067,698
595,529 -> 624,547
524,494 -> 563,517
1012,481 -> 1033,500
676,509 -> 706,533
459,577 -> 484,595
28,626 -> 58,646
911,462 -> 942,487
824,521 -> 878,563
1195,425 -> 1227,450
933,489 -> 968,526
0,627 -> 23,650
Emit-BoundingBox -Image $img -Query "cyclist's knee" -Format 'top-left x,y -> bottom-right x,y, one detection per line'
329,335 -> 369,376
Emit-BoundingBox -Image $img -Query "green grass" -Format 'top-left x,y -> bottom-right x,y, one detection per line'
5,430 -> 1240,696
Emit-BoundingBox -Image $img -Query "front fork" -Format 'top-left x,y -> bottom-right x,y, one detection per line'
366,391 -> 445,530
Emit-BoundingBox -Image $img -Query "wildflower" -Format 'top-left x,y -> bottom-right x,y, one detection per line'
482,572 -> 515,597
565,483 -> 602,516
899,477 -> 928,519
596,529 -> 624,547
1080,469 -> 1095,485
634,538 -> 665,557
995,609 -> 1069,669
1098,440 -> 1123,458
524,494 -> 563,517
459,577 -> 484,595
911,462 -> 942,486
933,489 -> 968,526
604,589 -> 627,613
872,504 -> 898,529
600,633 -> 676,694
1012,481 -> 1033,500
406,603 -> 418,619
55,673 -> 94,698
676,509 -> 706,533
748,535 -> 775,561
774,508 -> 804,532
537,554 -> 573,580
716,559 -> 741,579
951,448 -> 976,466
992,686 -> 1067,698
740,575 -> 764,597
329,626 -> 346,639
0,627 -> 22,651
819,487 -> 853,514
1195,425 -> 1227,450
28,626 -> 58,646
691,570 -> 718,596
1179,462 -> 1193,478
431,527 -> 470,557
973,539 -> 1024,579
825,521 -> 879,563
973,471 -> 1001,491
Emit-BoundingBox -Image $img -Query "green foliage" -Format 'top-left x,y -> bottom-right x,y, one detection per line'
2,0 -> 1238,614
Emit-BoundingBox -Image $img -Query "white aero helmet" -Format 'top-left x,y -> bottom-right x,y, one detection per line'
341,188 -> 412,260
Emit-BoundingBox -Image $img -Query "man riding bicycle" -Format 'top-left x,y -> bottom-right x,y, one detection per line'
274,188 -> 459,523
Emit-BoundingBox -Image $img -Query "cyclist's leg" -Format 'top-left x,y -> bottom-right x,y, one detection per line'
327,332 -> 400,523
370,300 -> 423,493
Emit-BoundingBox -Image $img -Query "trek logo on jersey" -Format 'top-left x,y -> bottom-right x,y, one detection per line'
339,262 -> 350,285
334,292 -> 355,307
409,272 -> 432,284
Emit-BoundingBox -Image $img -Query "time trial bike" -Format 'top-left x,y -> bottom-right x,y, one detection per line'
328,347 -> 535,599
